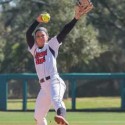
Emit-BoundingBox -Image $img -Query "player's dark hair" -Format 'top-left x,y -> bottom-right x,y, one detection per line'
35,27 -> 48,36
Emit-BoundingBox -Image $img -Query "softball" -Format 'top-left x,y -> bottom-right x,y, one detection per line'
41,13 -> 50,23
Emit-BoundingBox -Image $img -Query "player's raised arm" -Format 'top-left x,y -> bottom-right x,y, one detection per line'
57,0 -> 93,43
26,15 -> 45,49
26,21 -> 39,49
57,18 -> 77,43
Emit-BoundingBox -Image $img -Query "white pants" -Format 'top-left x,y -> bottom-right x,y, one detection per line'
34,76 -> 66,125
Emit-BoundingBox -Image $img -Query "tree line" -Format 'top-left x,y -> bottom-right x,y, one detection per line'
0,0 -> 125,97
0,0 -> 125,73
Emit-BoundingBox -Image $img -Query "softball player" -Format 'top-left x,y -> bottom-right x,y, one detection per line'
26,1 -> 93,125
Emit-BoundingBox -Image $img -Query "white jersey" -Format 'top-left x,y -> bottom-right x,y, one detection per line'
28,36 -> 62,81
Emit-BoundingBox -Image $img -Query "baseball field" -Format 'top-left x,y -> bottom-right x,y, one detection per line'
0,97 -> 125,125
0,111 -> 125,125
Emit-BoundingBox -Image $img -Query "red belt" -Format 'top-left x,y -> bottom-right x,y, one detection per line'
40,76 -> 50,83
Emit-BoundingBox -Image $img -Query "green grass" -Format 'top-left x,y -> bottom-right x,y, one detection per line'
7,97 -> 121,110
0,111 -> 125,125
1,97 -> 123,125
75,97 -> 121,109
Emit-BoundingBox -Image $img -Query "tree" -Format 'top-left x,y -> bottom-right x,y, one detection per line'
0,0 -> 102,73
1,0 -> 124,73
0,0 -> 124,97
0,16 -> 6,71
88,0 -> 125,72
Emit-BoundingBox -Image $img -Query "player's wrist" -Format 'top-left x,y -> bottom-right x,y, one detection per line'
73,17 -> 79,22
35,19 -> 40,23
74,16 -> 80,20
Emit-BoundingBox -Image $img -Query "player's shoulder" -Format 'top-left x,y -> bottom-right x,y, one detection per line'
48,36 -> 58,43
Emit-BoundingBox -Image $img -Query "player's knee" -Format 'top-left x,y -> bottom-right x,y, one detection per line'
51,98 -> 61,109
51,96 -> 62,104
51,97 -> 57,102
52,98 -> 65,107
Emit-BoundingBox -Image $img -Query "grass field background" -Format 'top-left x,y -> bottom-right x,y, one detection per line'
1,97 -> 125,125
1,111 -> 125,125
7,97 -> 121,110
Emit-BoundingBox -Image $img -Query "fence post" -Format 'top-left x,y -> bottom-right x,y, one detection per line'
23,80 -> 27,111
121,79 -> 125,110
0,76 -> 8,111
71,79 -> 76,111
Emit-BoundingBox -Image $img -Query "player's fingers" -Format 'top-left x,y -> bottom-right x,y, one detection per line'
83,4 -> 93,14
78,1 -> 92,10
76,0 -> 82,6
89,1 -> 93,7
78,4 -> 93,16
76,0 -> 89,8
88,0 -> 93,5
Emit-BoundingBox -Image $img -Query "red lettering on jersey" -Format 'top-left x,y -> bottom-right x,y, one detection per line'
35,49 -> 47,64
35,50 -> 47,59
36,57 -> 45,64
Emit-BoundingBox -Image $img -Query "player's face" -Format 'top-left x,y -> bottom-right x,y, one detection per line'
35,31 -> 48,47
